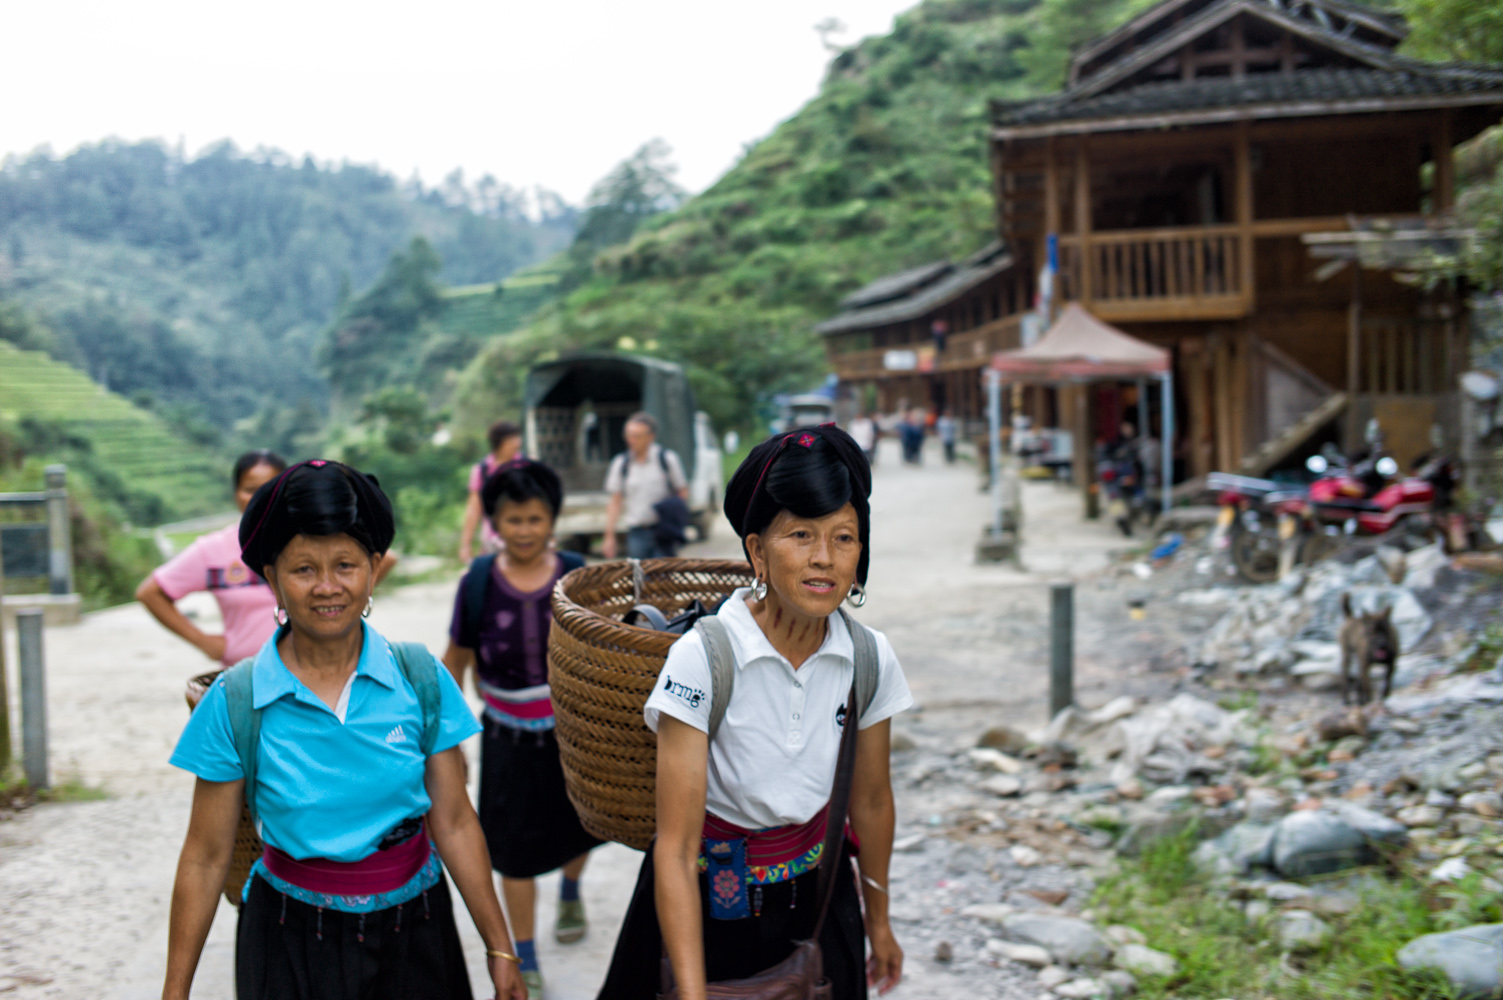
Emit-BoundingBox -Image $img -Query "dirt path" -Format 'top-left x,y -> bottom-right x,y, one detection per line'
0,439 -> 1156,999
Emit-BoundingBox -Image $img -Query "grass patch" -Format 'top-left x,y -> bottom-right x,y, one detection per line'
1090,824 -> 1496,999
0,771 -> 108,807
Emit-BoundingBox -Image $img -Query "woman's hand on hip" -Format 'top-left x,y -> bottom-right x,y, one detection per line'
487,954 -> 527,1000
198,634 -> 227,662
866,921 -> 904,995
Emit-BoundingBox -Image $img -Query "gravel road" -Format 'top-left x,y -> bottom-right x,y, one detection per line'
1,439 -> 1154,999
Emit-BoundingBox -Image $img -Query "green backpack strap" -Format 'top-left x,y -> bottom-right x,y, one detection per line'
221,657 -> 261,823
693,616 -> 737,740
838,609 -> 880,725
392,642 -> 443,757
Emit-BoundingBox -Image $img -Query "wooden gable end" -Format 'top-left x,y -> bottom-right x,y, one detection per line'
1071,0 -> 1407,97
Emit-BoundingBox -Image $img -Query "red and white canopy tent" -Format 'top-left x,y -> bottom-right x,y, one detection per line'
989,304 -> 1174,515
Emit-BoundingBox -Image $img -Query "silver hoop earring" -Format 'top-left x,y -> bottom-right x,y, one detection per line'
846,583 -> 867,608
752,577 -> 769,602
273,606 -> 289,626
362,596 -> 374,619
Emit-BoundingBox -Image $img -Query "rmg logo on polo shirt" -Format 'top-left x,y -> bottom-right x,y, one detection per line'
663,674 -> 705,708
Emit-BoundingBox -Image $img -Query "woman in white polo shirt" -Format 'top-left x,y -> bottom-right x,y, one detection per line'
597,426 -> 911,999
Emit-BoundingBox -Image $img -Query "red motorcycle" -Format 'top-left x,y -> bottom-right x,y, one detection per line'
1296,447 -> 1457,562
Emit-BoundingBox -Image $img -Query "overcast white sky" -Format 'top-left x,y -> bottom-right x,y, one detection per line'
1,0 -> 919,206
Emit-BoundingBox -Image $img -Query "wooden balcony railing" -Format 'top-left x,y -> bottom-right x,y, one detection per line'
1058,225 -> 1251,322
828,314 -> 1026,381
938,314 -> 1023,370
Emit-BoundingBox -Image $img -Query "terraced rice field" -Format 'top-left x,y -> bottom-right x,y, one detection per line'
0,341 -> 225,521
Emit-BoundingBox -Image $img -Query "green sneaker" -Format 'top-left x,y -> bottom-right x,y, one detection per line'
521,968 -> 544,996
554,898 -> 588,944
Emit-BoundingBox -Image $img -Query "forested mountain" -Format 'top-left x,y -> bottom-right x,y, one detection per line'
0,140 -> 574,437
454,0 -> 1067,432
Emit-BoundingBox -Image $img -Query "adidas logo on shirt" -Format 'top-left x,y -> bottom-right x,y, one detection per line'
385,724 -> 407,745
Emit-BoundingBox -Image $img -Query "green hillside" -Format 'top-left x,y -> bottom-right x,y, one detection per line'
0,340 -> 225,521
0,141 -> 573,437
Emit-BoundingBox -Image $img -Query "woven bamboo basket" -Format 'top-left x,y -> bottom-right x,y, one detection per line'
549,558 -> 754,851
185,671 -> 262,907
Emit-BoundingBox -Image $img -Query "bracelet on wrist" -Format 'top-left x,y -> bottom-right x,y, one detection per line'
487,949 -> 522,966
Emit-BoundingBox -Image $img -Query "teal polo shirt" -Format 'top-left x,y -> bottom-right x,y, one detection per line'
170,623 -> 481,863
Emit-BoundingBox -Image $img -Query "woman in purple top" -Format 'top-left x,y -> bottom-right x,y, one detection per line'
442,458 -> 599,995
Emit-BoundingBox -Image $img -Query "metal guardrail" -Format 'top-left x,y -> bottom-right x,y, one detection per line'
0,465 -> 72,595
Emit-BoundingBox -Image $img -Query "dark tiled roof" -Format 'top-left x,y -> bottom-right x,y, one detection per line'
993,66 -> 1503,130
818,245 -> 1012,335
839,260 -> 952,310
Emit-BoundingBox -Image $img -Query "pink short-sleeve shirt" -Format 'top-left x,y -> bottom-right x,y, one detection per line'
470,458 -> 503,552
152,522 -> 277,666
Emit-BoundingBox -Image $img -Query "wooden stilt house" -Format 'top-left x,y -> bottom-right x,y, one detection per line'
989,0 -> 1503,477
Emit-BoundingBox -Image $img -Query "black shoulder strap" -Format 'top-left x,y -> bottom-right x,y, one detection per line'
461,553 -> 498,650
812,681 -> 860,943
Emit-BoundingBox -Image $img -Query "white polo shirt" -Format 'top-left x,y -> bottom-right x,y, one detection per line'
644,588 -> 913,830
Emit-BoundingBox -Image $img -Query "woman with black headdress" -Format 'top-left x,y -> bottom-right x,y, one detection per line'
163,460 -> 526,1000
442,458 -> 601,996
597,427 -> 913,1000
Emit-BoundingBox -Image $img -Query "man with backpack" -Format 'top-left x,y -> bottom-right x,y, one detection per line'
602,411 -> 690,559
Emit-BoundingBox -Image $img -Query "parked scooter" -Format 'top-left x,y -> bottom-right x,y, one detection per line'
1298,445 -> 1458,561
1209,472 -> 1309,583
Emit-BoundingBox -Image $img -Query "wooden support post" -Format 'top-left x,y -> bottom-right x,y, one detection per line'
1043,138 -> 1060,254
1075,140 -> 1093,306
1185,338 -> 1212,479
1234,120 -> 1256,311
1212,334 -> 1232,471
1434,110 -> 1455,214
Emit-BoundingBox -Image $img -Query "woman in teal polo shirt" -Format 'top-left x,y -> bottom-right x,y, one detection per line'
163,460 -> 525,1000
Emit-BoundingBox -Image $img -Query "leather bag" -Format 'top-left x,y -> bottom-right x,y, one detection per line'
657,682 -> 861,1000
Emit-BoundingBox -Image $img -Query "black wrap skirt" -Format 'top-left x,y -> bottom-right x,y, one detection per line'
595,846 -> 868,1000
479,720 -> 601,878
236,873 -> 472,1000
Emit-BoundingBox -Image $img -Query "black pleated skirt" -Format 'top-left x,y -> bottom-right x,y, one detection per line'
236,873 -> 473,1000
595,846 -> 868,1000
479,721 -> 602,878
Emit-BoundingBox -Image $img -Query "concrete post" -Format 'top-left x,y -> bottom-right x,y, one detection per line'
44,465 -> 71,597
0,535 -> 9,775
18,608 -> 46,789
1050,583 -> 1074,719
988,369 -> 1004,535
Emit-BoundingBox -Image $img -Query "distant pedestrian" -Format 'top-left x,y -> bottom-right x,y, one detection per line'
442,458 -> 600,996
459,420 -> 524,563
937,410 -> 957,464
136,451 -> 287,667
602,412 -> 689,559
849,411 -> 878,466
899,409 -> 925,465
163,460 -> 526,1000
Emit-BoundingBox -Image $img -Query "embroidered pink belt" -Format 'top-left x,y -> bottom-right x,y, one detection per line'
262,824 -> 431,896
703,807 -> 830,870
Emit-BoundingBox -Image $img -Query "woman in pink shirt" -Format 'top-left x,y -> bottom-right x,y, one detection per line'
458,420 -> 523,563
136,451 -> 288,666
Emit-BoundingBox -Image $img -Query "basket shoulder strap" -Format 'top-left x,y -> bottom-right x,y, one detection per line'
392,642 -> 442,757
694,616 -> 737,740
839,608 -> 881,721
222,658 -> 260,822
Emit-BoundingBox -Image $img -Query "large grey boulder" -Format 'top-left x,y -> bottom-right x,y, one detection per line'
1396,924 -> 1503,998
1272,809 -> 1381,877
1001,912 -> 1113,967
1322,801 -> 1409,848
1208,821 -> 1276,874
1114,943 -> 1178,977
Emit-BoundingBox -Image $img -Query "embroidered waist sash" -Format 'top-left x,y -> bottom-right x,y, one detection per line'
477,679 -> 555,731
262,823 -> 432,896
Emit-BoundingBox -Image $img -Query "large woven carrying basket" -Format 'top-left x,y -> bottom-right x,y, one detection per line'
185,671 -> 262,907
549,558 -> 754,851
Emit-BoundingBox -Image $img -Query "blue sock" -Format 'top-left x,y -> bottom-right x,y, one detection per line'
514,938 -> 538,972
560,876 -> 580,903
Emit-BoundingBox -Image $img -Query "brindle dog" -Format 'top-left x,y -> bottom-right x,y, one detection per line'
1339,593 -> 1399,705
